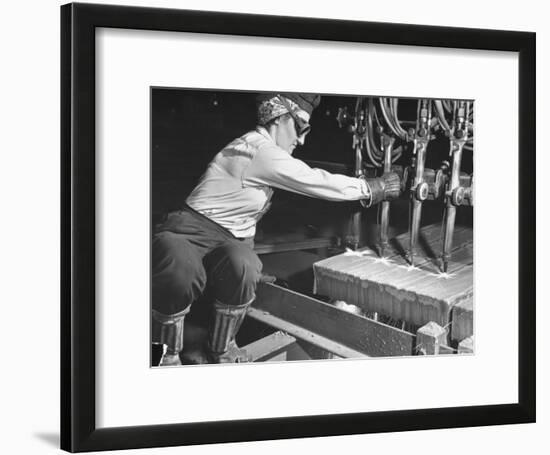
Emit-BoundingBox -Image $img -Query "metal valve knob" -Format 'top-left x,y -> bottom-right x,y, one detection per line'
451,186 -> 466,206
416,182 -> 429,201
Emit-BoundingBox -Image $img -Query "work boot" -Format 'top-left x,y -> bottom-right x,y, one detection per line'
152,306 -> 190,367
208,299 -> 252,364
159,349 -> 182,367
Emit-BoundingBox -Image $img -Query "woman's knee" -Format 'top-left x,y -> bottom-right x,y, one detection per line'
210,241 -> 262,285
152,232 -> 206,313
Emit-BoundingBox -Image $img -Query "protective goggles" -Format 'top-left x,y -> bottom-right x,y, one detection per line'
277,96 -> 311,136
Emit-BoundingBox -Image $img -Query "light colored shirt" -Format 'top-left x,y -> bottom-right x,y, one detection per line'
186,127 -> 370,238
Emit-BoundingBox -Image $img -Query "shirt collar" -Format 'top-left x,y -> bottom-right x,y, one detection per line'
256,125 -> 274,143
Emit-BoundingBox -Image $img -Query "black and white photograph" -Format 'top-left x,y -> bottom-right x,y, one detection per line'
150,89 -> 474,366
48,2 -> 538,453
1,0 -> 546,451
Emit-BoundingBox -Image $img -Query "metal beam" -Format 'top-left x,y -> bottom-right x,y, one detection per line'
254,237 -> 334,255
248,307 -> 367,358
254,282 -> 415,357
244,331 -> 298,362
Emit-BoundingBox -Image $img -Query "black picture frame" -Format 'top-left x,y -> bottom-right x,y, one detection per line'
61,2 -> 536,452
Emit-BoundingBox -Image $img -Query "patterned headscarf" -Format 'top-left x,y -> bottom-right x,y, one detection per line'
256,93 -> 321,125
256,95 -> 301,125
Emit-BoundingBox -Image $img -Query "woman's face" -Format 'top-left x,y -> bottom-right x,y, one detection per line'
274,115 -> 309,154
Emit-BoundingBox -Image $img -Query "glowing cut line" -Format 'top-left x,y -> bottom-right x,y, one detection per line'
398,264 -> 421,272
429,272 -> 456,280
343,248 -> 375,257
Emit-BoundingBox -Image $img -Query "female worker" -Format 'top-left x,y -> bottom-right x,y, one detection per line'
152,92 -> 400,365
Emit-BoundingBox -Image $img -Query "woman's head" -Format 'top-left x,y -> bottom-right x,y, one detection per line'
268,113 -> 304,154
255,93 -> 321,153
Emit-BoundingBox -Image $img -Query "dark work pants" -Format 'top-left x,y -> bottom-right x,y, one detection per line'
152,206 -> 263,316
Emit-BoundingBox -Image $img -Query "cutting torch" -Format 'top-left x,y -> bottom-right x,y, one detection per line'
378,135 -> 396,257
340,99 -> 368,250
407,99 -> 433,267
441,101 -> 471,273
